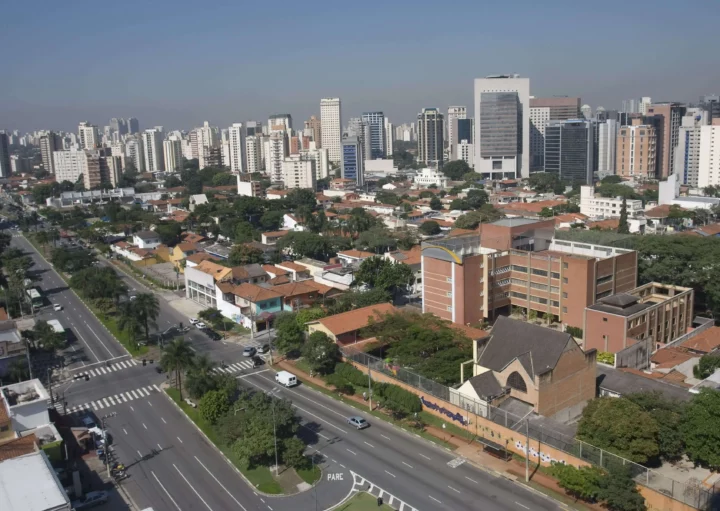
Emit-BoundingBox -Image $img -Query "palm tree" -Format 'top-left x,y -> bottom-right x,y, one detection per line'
7,359 -> 29,383
35,231 -> 49,250
134,293 -> 160,341
160,338 -> 195,398
117,302 -> 144,350
185,354 -> 217,398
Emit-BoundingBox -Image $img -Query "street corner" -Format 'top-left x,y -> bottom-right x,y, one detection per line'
302,453 -> 354,510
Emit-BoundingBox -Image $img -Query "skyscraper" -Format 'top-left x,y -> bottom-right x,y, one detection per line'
341,134 -> 364,187
304,116 -> 322,147
544,120 -> 594,184
267,132 -> 287,182
700,95 -> 720,125
320,98 -> 342,163
674,109 -> 708,187
529,97 -> 581,170
142,128 -> 165,172
474,75 -> 530,179
416,108 -> 444,166
596,120 -> 619,175
125,137 -> 145,172
245,121 -> 262,137
384,117 -> 394,157
361,112 -> 386,159
698,123 -> 720,188
645,102 -> 686,179
39,132 -> 63,173
127,118 -> 140,134
163,136 -> 183,172
282,155 -> 316,190
228,123 -> 246,173
245,136 -> 261,174
268,114 -> 292,133
78,122 -> 99,149
0,131 -> 10,178
447,106 -> 467,153
616,118 -> 657,179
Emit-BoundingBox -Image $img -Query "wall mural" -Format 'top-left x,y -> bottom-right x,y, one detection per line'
515,440 -> 567,465
421,396 -> 468,425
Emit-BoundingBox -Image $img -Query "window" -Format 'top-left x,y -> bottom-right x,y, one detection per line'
563,306 -> 568,313
510,291 -> 527,299
603,318 -> 608,322
597,275 -> 613,285
563,292 -> 568,298
563,277 -> 568,284
551,272 -> 560,279
446,292 -> 452,297
531,268 -> 548,277
492,160 -> 503,170
507,371 -> 527,393
563,262 -> 568,269
511,265 -> 528,273
447,306 -> 453,312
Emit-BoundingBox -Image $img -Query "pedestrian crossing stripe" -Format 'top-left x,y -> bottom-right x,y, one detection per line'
212,360 -> 255,374
74,359 -> 139,379
56,385 -> 162,414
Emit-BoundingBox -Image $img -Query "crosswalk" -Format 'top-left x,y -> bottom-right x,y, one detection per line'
73,359 -> 139,379
212,359 -> 257,374
56,385 -> 162,415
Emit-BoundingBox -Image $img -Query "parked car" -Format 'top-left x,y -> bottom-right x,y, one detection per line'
347,416 -> 370,430
275,370 -> 298,387
242,346 -> 257,357
251,355 -> 264,367
72,491 -> 109,509
196,321 -> 207,329
189,318 -> 199,325
257,343 -> 271,354
53,304 -> 63,311
203,328 -> 221,341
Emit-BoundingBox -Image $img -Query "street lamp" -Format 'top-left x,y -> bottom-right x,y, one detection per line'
101,412 -> 117,478
271,399 -> 279,475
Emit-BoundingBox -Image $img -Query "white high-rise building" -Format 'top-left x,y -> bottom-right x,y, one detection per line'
142,128 -> 165,172
474,75 -> 530,179
320,98 -> 342,163
529,105 -> 550,170
458,140 -> 474,167
125,137 -> 145,172
197,121 -> 219,169
300,144 -> 329,180
698,124 -> 720,188
581,104 -> 592,119
267,132 -> 286,182
228,123 -> 246,173
384,118 -> 394,157
596,120 -> 619,175
245,136 -> 261,174
53,149 -> 91,185
78,122 -> 99,149
163,137 -> 183,172
282,155 -> 316,190
674,109 -> 708,187
639,97 -> 652,115
447,106 -> 467,150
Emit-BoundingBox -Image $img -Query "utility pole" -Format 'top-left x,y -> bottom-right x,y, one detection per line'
525,419 -> 530,483
47,368 -> 53,406
368,365 -> 372,411
101,412 -> 117,478
272,400 -> 279,475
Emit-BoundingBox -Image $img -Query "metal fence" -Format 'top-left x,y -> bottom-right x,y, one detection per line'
342,347 -> 717,510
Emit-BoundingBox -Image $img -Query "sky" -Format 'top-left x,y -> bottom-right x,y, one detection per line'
2,0 -> 719,133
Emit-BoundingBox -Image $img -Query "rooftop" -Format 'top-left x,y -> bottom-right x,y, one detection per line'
1,380 -> 49,407
310,303 -> 396,336
0,451 -> 70,511
193,260 -> 232,282
338,249 -> 375,259
681,326 -> 720,354
490,217 -> 541,227
133,230 -> 158,240
233,283 -> 283,303
597,365 -> 692,401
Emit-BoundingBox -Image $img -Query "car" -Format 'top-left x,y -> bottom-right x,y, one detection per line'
196,321 -> 207,329
203,329 -> 221,341
71,490 -> 109,509
53,304 -> 63,311
257,343 -> 271,354
155,366 -> 164,374
129,295 -> 137,301
242,346 -> 257,357
251,355 -> 264,367
189,318 -> 199,325
81,416 -> 97,429
347,416 -> 370,430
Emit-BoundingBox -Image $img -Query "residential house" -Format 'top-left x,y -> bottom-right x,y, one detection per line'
132,230 -> 161,249
183,232 -> 207,244
110,241 -> 156,263
185,252 -> 220,269
457,316 -> 597,420
266,190 -> 289,200
384,245 -> 422,294
189,194 -> 208,211
185,260 -> 232,307
261,231 -> 289,245
0,451 -> 72,511
262,265 -> 290,279
169,242 -> 199,273
306,303 -> 396,345
276,261 -> 311,281
337,249 -> 375,267
678,326 -> 720,355
229,264 -> 268,285
282,214 -> 303,231
229,283 -> 283,331
272,281 -> 340,310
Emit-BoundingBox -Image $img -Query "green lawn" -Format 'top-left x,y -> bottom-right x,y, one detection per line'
335,491 -> 395,511
165,388 -> 283,494
296,463 -> 321,485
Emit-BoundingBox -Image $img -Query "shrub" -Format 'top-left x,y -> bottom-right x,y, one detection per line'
324,373 -> 355,395
334,362 -> 368,387
374,382 -> 421,417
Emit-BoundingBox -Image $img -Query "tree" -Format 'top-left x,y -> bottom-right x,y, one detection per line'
273,312 -> 305,356
155,222 -> 183,246
302,331 -> 340,375
419,221 -> 441,236
598,467 -> 647,511
134,293 -> 160,341
327,288 -> 391,315
449,199 -> 471,211
286,188 -> 317,210
199,390 -> 231,424
32,320 -> 65,352
260,210 -> 284,232
227,244 -> 264,266
233,221 -> 257,244
281,436 -> 308,469
626,392 -> 685,461
295,308 -> 326,329
694,354 -> 720,379
161,338 -> 195,399
353,256 -> 414,294
681,388 -> 720,468
454,205 -> 503,229
7,359 -> 29,383
618,197 -> 630,234
466,189 -> 489,209
538,207 -> 555,218
117,302 -> 144,350
550,463 -> 604,502
577,397 -> 659,464
429,197 -> 443,211
441,160 -> 471,181
277,231 -> 335,260
354,227 -> 397,253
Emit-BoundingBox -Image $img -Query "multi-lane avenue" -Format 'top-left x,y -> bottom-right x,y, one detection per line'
12,232 -> 561,511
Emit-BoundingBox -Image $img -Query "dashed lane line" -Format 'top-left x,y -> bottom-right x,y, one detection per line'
173,463 -> 213,511
151,471 -> 182,511
194,456 -> 248,511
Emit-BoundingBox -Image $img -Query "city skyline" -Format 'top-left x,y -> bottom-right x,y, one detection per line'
2,1 -> 719,132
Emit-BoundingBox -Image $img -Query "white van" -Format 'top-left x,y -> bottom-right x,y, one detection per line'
275,371 -> 298,387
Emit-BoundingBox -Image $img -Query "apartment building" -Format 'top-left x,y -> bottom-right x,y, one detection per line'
698,121 -> 720,189
579,185 -> 644,219
282,155 -> 316,190
615,117 -> 657,179
529,97 -> 581,170
421,219 -> 637,330
645,102 -> 686,179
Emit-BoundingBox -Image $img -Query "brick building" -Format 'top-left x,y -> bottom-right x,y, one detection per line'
421,218 -> 637,329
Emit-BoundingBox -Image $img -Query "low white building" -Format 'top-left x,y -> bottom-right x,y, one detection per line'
1,379 -> 51,433
132,230 -> 161,249
0,451 -> 72,511
413,168 -> 449,189
659,174 -> 720,210
579,185 -> 644,219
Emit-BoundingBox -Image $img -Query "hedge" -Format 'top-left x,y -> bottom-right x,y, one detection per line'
334,362 -> 368,387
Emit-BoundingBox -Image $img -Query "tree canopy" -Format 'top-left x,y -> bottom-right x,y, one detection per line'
419,221 -> 441,236
353,257 -> 414,294
681,388 -> 720,469
454,205 -> 504,229
441,160 -> 471,181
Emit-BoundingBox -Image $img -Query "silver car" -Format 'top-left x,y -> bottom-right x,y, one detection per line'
347,416 -> 370,429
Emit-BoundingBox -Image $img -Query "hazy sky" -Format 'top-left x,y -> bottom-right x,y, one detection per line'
2,0 -> 719,133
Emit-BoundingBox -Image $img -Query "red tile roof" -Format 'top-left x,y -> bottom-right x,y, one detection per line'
337,249 -> 375,259
681,326 -> 720,354
186,252 -> 219,264
277,261 -> 309,272
262,265 -> 289,276
0,435 -> 37,462
262,230 -> 289,238
311,303 -> 396,336
233,283 -> 283,302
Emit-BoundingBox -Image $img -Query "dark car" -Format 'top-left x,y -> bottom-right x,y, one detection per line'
251,355 -> 264,367
257,343 -> 271,354
242,346 -> 257,357
202,328 -> 222,341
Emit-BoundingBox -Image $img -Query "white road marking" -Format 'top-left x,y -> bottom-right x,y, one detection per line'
177,436 -> 183,444
346,449 -> 357,455
364,441 -> 375,448
402,461 -> 414,469
161,417 -> 167,424
72,328 -> 100,363
381,434 -> 391,440
465,476 -> 478,484
515,503 -> 530,510
148,400 -> 153,406
340,464 -> 346,469
385,470 -> 396,478
429,495 -> 442,504
151,471 -> 182,511
194,456 -> 248,511
130,390 -> 140,399
130,405 -> 135,412
419,453 -> 431,460
137,450 -> 143,457
173,464 -> 213,510
123,428 -> 128,435
448,485 -> 461,494
102,398 -> 110,407
143,423 -> 148,430
157,443 -> 162,451
153,384 -> 161,392
84,322 -> 115,357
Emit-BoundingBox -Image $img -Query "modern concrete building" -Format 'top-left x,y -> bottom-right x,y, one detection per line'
458,140 -> 474,168
228,123 -> 246,173
544,120 -> 594,184
163,136 -> 183,172
77,121 -> 99,149
282,155 -> 316,190
141,128 -> 165,172
698,122 -> 720,188
0,131 -> 12,177
421,220 -> 637,330
447,106 -> 467,154
700,95 -> 720,125
616,118 -> 657,179
474,75 -> 530,179
53,149 -> 109,189
39,132 -> 63,174
245,135 -> 261,173
268,114 -> 292,134
125,137 -> 145,172
320,98 -> 342,163
579,185 -> 644,219
416,108 -> 444,165
127,117 -> 140,134
361,112 -> 386,159
529,97 -> 582,171
304,116 -> 322,146
341,134 -> 364,187
596,119 -> 619,175
646,102 -> 686,179
674,109 -> 708,187
267,132 -> 287,183
384,117 -> 394,157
